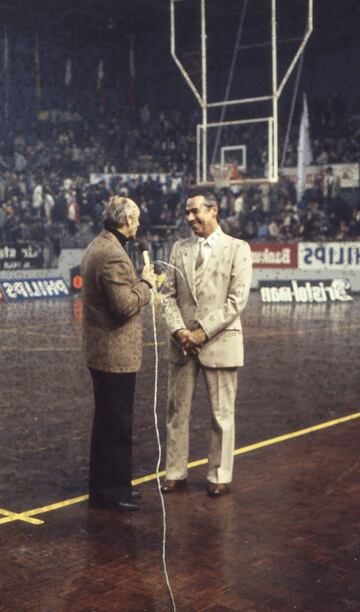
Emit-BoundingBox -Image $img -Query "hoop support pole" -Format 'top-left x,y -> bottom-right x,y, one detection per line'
271,0 -> 278,182
208,95 -> 272,108
201,0 -> 208,183
277,0 -> 313,97
170,0 -> 204,108
198,117 -> 272,130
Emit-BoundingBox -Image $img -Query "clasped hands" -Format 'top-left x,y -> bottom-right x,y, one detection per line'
174,327 -> 207,356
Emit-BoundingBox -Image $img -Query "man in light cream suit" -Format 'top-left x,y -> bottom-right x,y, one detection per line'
162,189 -> 252,497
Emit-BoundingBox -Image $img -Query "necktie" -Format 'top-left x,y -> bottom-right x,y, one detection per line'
195,241 -> 205,294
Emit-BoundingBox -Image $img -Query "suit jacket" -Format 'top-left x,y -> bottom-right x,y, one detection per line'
162,229 -> 252,368
81,230 -> 151,373
322,174 -> 341,199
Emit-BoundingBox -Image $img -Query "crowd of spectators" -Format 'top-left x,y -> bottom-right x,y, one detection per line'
0,94 -> 359,259
219,172 -> 360,242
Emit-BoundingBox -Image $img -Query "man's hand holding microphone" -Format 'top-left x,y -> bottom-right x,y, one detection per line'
139,240 -> 156,289
141,264 -> 156,288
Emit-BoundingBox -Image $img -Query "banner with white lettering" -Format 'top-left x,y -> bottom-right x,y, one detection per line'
0,278 -> 70,302
0,243 -> 44,270
298,242 -> 360,270
90,172 -> 182,190
281,163 -> 359,189
260,279 -> 353,304
251,243 -> 298,268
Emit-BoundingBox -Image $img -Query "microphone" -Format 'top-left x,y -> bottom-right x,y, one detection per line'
139,239 -> 150,267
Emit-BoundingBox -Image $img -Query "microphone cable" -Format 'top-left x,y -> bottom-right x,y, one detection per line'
150,289 -> 177,612
139,239 -> 177,611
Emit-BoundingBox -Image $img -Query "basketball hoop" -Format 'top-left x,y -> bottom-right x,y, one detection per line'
199,165 -> 273,190
209,163 -> 233,189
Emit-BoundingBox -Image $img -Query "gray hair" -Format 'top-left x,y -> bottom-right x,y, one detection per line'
187,188 -> 220,219
103,196 -> 137,228
187,188 -> 219,209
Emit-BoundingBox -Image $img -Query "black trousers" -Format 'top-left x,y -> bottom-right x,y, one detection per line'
89,368 -> 136,503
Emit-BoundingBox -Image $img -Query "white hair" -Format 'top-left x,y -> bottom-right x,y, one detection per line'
103,197 -> 137,227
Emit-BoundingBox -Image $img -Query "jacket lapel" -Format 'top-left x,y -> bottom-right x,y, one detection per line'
201,232 -> 230,288
182,238 -> 198,302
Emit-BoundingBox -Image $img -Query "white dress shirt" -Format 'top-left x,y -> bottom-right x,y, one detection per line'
195,225 -> 222,269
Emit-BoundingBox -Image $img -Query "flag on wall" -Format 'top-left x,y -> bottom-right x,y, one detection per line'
65,58 -> 73,106
34,34 -> 41,109
128,38 -> 136,106
97,60 -> 105,107
65,59 -> 72,87
297,93 -> 312,200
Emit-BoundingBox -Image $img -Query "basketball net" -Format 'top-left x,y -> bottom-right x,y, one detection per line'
207,163 -> 272,189
209,163 -> 234,189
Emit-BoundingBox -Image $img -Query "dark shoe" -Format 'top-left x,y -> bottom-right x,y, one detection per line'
89,497 -> 139,511
207,483 -> 230,497
131,489 -> 141,498
161,478 -> 187,493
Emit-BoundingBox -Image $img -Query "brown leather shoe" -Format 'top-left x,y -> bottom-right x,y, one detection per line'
161,478 -> 187,493
207,483 -> 230,497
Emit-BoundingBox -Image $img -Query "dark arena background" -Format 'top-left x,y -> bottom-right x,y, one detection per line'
0,1 -> 359,610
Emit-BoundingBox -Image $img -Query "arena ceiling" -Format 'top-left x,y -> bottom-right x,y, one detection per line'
0,0 -> 358,113
0,0 -> 358,52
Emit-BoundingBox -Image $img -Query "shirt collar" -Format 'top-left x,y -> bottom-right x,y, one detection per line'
198,225 -> 222,247
107,227 -> 128,247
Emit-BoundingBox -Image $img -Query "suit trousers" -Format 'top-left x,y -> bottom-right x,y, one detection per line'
89,368 -> 136,503
165,358 -> 238,484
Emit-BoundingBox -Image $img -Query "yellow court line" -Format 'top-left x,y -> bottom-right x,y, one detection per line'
233,411 -> 360,455
0,507 -> 44,525
1,410 -> 359,527
135,411 -> 360,477
25,495 -> 89,518
0,496 -> 88,525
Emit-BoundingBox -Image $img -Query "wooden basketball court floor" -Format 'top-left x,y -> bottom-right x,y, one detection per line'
0,292 -> 359,611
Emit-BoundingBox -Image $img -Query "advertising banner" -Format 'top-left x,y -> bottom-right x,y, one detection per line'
298,242 -> 360,270
281,163 -> 359,189
259,279 -> 353,304
251,243 -> 298,268
0,243 -> 44,270
90,172 -> 182,190
0,277 -> 70,302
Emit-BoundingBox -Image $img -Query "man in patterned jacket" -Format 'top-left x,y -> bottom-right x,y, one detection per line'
81,196 -> 155,511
